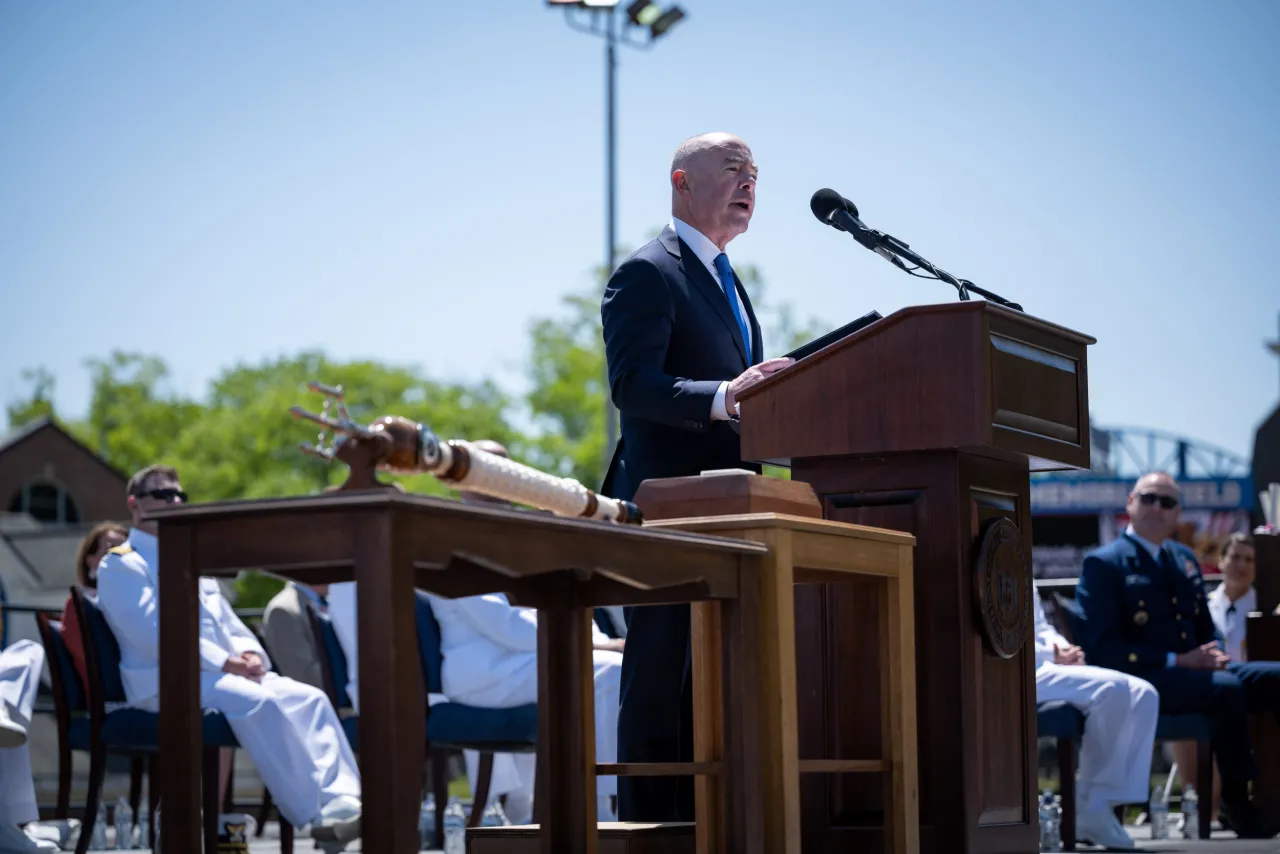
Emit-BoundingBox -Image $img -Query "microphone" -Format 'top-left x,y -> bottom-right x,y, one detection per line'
809,188 -> 1023,311
810,189 -> 898,264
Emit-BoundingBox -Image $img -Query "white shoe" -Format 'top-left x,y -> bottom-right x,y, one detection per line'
20,820 -> 79,849
310,795 -> 361,843
0,825 -> 59,853
1076,808 -> 1136,850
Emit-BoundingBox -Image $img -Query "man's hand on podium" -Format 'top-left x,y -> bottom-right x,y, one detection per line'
725,357 -> 794,414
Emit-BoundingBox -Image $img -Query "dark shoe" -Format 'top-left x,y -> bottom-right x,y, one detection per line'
1219,797 -> 1277,839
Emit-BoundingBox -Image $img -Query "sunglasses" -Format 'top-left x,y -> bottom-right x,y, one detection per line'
1137,492 -> 1178,510
136,487 -> 188,503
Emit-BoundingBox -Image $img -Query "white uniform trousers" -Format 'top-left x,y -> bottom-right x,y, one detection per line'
1036,662 -> 1159,813
0,641 -> 45,825
457,649 -> 623,825
137,671 -> 360,827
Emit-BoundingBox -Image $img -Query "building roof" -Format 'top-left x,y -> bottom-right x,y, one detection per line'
0,417 -> 128,482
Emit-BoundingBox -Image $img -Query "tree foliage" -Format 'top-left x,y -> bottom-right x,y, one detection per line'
6,368 -> 56,429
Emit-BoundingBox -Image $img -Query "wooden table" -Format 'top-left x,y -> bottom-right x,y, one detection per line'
149,490 -> 767,854
643,513 -> 919,854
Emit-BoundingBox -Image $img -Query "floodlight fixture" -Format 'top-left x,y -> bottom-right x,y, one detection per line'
626,0 -> 662,26
649,6 -> 685,37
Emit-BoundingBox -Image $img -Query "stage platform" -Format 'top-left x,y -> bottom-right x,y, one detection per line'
207,820 -> 1279,854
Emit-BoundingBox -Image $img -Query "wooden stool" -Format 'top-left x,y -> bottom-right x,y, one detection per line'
635,472 -> 920,854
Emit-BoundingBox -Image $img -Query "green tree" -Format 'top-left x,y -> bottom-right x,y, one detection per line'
6,367 -> 58,429
73,353 -> 205,478
526,285 -> 609,488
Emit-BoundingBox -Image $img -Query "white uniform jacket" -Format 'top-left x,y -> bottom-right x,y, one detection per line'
96,528 -> 269,707
428,591 -> 612,702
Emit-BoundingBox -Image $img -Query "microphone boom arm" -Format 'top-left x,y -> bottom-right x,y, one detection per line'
812,188 -> 1023,312
875,232 -> 1023,311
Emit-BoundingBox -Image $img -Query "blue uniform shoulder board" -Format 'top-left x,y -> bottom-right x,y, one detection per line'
108,544 -> 134,556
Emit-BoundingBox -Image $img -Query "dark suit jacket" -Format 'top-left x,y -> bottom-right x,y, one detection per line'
600,225 -> 763,501
261,582 -> 325,691
1075,533 -> 1221,674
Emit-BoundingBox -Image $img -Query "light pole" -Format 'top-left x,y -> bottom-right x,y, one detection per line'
546,0 -> 687,480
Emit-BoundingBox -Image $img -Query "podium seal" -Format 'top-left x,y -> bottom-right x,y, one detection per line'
973,517 -> 1031,659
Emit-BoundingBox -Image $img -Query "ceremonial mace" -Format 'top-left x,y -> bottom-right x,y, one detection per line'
289,381 -> 643,525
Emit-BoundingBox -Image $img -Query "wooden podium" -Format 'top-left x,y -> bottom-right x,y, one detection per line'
736,300 -> 1096,854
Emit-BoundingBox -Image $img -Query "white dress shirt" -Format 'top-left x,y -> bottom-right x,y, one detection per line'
1207,584 -> 1256,662
671,217 -> 751,421
1124,524 -> 1163,560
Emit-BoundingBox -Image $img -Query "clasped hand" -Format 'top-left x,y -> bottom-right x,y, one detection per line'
222,651 -> 267,682
1176,642 -> 1231,670
1052,643 -> 1085,666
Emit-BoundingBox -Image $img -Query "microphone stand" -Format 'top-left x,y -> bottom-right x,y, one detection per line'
874,231 -> 1024,312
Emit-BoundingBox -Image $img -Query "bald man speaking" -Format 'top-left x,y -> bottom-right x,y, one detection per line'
600,132 -> 791,822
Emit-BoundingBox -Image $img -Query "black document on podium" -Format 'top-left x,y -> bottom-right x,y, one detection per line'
784,310 -> 882,362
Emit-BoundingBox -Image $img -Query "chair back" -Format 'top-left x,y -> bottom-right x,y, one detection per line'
414,591 -> 445,695
35,611 -> 86,735
245,621 -> 272,665
593,608 -> 619,639
305,603 -> 352,710
72,587 -> 129,720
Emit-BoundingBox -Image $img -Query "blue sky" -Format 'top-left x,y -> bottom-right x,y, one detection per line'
2,0 -> 1278,460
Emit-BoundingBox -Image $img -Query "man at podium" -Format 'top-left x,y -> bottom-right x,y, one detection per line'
600,131 -> 791,822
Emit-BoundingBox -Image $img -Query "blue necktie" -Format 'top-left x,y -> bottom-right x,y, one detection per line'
713,253 -> 751,358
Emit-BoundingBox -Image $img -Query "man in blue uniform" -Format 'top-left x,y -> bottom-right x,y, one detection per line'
1075,472 -> 1280,839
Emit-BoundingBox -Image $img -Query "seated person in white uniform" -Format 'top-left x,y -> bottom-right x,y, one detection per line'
1,640 -> 64,852
326,440 -> 624,824
1034,585 -> 1159,851
96,464 -> 363,843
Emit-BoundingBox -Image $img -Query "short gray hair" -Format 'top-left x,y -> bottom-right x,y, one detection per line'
671,133 -> 732,174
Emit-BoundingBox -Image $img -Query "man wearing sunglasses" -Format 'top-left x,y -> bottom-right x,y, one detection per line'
96,464 -> 363,844
1076,472 -> 1280,839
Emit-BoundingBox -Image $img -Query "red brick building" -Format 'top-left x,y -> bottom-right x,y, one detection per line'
0,418 -> 128,647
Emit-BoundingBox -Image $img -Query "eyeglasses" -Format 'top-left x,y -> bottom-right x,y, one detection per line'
136,487 -> 188,503
1137,492 -> 1178,510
